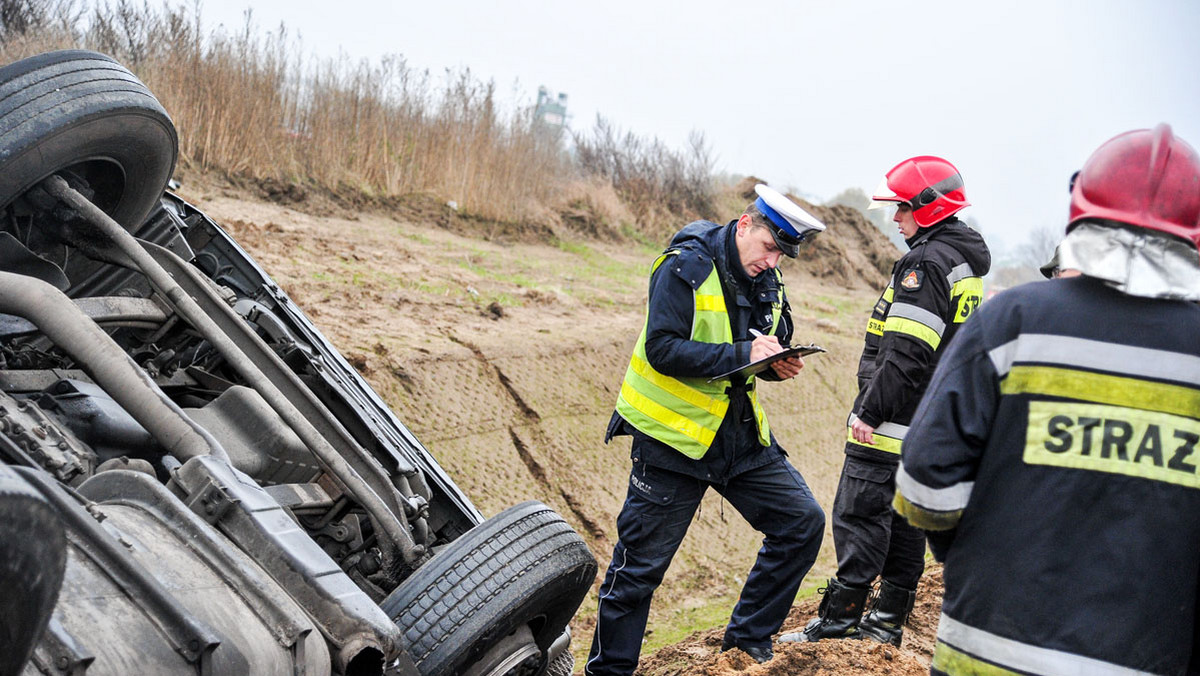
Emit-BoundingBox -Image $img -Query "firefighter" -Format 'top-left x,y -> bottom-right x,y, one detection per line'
781,156 -> 990,647
585,184 -> 827,674
894,124 -> 1200,675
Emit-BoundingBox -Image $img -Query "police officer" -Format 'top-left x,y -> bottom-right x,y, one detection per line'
782,156 -> 990,647
894,124 -> 1200,675
585,184 -> 827,675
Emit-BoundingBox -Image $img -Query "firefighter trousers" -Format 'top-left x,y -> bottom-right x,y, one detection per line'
831,454 -> 925,589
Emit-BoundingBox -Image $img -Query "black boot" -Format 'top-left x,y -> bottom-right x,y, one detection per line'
778,578 -> 870,643
720,636 -> 773,664
859,579 -> 917,647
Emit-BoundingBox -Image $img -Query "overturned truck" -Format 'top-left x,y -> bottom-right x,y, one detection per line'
0,50 -> 595,676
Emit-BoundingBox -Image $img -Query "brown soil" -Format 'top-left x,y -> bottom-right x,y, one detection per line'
171,173 -> 908,674
636,567 -> 943,676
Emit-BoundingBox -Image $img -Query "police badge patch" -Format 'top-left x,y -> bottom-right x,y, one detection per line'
900,269 -> 923,290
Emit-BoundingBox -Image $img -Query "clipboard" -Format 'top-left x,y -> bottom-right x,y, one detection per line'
707,344 -> 826,382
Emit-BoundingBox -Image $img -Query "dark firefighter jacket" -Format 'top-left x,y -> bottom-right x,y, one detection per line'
606,220 -> 795,482
847,217 -> 990,464
894,276 -> 1200,676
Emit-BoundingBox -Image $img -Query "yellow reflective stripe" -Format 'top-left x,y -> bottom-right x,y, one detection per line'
1024,401 -> 1200,489
882,286 -> 894,302
932,640 -> 1023,676
629,353 -> 728,417
883,316 -> 942,350
1001,365 -> 1200,419
847,426 -> 903,454
893,491 -> 962,531
748,386 -> 770,446
620,382 -> 717,448
952,276 -> 984,324
694,293 -> 726,313
648,251 -> 679,279
951,276 -> 983,298
866,318 -> 885,336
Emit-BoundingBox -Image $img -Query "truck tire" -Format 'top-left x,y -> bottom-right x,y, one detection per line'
381,501 -> 597,676
0,49 -> 177,230
0,465 -> 66,676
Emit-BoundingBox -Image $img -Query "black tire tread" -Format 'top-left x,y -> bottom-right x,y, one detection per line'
0,50 -> 176,230
383,501 -> 596,674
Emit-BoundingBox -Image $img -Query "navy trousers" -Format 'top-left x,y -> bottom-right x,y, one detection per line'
584,455 -> 825,676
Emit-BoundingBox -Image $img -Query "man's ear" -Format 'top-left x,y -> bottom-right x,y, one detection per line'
735,213 -> 752,234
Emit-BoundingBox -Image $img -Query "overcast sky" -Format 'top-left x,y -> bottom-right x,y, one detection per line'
197,0 -> 1199,259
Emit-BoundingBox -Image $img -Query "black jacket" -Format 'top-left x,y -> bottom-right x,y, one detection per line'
607,220 -> 795,482
895,276 -> 1200,675
847,218 -> 991,464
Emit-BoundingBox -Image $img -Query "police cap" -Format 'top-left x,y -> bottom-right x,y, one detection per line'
753,184 -> 826,258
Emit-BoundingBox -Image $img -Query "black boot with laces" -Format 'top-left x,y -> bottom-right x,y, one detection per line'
777,577 -> 870,643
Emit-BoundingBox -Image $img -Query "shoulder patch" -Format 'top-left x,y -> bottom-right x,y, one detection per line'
899,268 -> 924,291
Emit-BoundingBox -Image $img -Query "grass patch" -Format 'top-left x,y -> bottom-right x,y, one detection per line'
401,231 -> 435,246
553,238 -> 593,256
641,594 -> 738,654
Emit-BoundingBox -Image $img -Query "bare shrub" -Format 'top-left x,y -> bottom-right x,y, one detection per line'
573,116 -> 716,237
0,1 -> 570,222
0,2 -> 719,233
0,0 -> 78,41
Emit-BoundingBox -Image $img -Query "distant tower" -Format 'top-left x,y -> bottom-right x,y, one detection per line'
535,85 -> 567,130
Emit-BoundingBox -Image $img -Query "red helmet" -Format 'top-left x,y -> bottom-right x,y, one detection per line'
1068,124 -> 1200,250
871,156 -> 970,227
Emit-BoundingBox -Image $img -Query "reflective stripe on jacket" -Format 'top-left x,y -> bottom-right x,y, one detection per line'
848,218 -> 990,460
617,251 -> 780,459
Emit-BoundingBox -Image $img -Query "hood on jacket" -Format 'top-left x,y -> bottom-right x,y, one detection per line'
915,218 -> 992,277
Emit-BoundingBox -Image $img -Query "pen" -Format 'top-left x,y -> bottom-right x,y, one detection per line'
750,327 -> 792,349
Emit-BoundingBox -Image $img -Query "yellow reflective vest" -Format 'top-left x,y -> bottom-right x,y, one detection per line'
616,251 -> 781,459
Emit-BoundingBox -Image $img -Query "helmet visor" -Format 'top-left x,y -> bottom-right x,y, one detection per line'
869,176 -> 903,210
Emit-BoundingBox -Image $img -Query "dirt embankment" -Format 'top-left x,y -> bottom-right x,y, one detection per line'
638,566 -> 943,676
174,173 -> 914,674
732,176 -> 895,290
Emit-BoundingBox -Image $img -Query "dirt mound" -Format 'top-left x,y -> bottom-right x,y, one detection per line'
633,566 -> 943,676
794,201 -> 896,290
732,178 -> 897,290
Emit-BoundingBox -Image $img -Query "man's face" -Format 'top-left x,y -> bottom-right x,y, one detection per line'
895,204 -> 920,239
735,215 -> 783,277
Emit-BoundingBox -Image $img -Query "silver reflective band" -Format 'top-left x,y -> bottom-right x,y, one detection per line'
946,262 -> 975,285
938,613 -> 1157,676
895,464 -> 972,512
887,302 -> 946,336
987,334 -> 1200,385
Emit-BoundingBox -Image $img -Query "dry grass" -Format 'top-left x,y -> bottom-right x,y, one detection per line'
0,1 -> 566,221
0,0 -> 724,237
